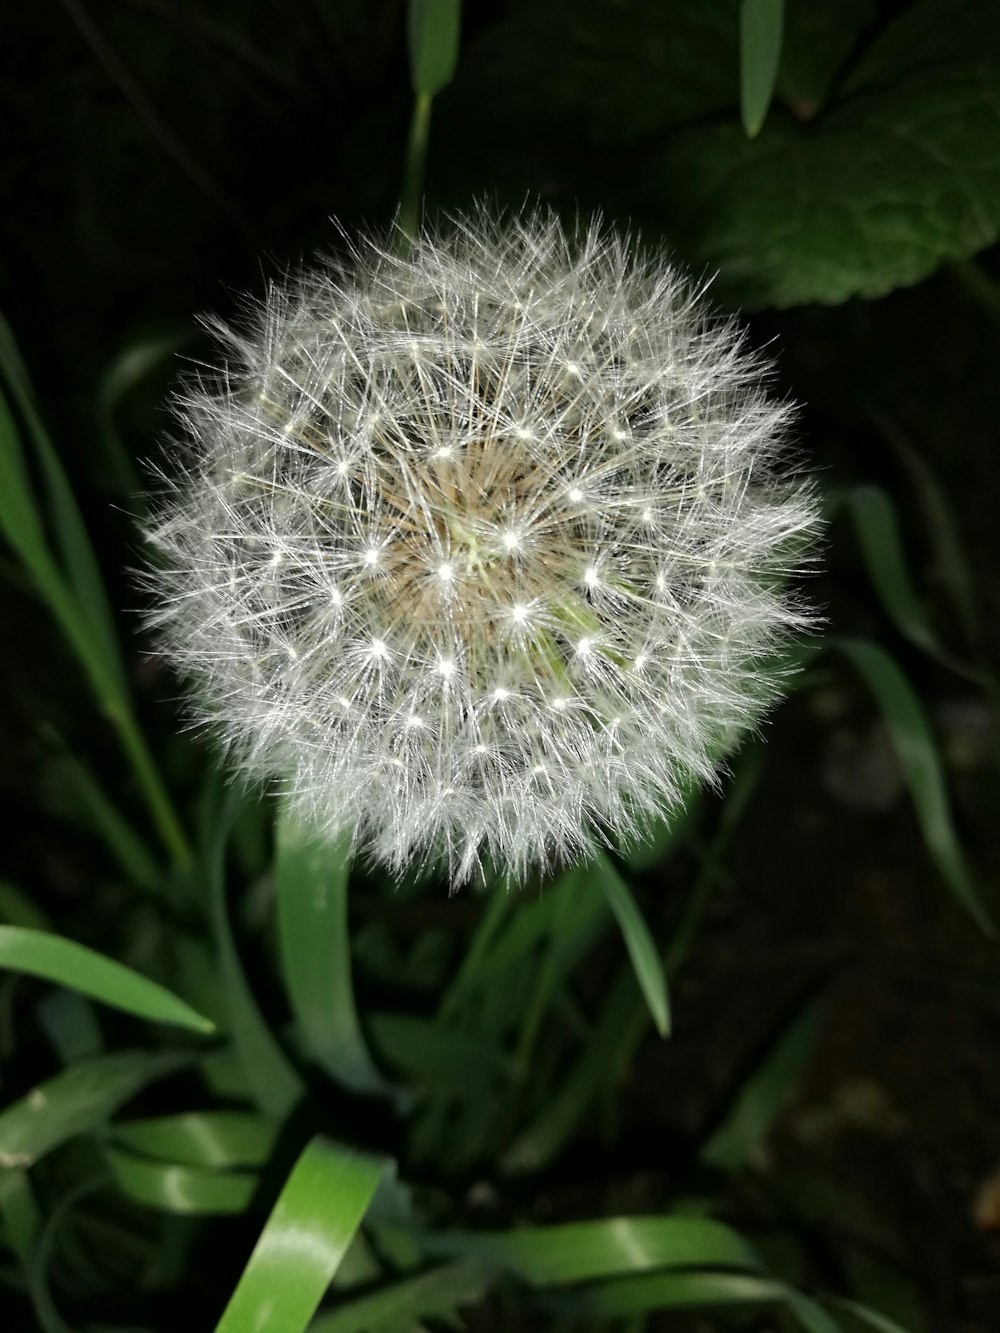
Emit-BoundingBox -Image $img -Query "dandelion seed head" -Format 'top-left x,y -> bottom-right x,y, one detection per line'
144,205 -> 819,883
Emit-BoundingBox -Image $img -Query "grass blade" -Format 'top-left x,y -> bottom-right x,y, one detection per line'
557,1271 -> 788,1317
106,1147 -> 258,1215
215,1137 -> 392,1333
0,1167 -> 41,1261
740,0 -> 785,137
595,854 -> 670,1037
0,925 -> 214,1034
112,1111 -> 277,1169
208,793 -> 304,1120
835,637 -> 995,933
311,1259 -> 492,1333
0,1050 -> 190,1167
426,1215 -> 761,1284
701,994 -> 826,1172
275,809 -> 393,1097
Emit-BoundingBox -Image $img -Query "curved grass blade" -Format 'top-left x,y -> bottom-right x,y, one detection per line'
40,727 -> 161,890
425,1215 -> 761,1284
595,855 -> 670,1037
209,793 -> 304,1121
846,486 -> 979,679
0,345 -> 189,868
701,994 -> 826,1172
0,926 -> 214,1034
106,1146 -> 258,1215
740,0 -> 785,137
554,1270 -> 787,1318
276,810 -> 393,1098
835,637 -> 995,933
0,311 -> 125,697
215,1137 -> 393,1333
0,1050 -> 190,1167
311,1259 -> 492,1333
830,1297 -> 912,1333
112,1111 -> 276,1169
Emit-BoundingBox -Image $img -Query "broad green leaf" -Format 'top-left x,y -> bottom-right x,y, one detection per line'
740,0 -> 784,137
408,0 -> 461,97
0,926 -> 214,1034
657,0 -> 1000,306
558,1270 -> 788,1317
835,637 -> 995,932
311,1259 -> 492,1333
106,1146 -> 258,1215
275,810 -> 392,1097
0,1050 -> 189,1167
701,995 -> 826,1171
776,0 -> 876,112
426,1215 -> 760,1284
112,1112 -> 277,1169
209,793 -> 304,1120
215,1137 -> 393,1333
595,855 -> 670,1037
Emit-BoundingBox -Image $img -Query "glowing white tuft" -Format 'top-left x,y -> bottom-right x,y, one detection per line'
144,207 -> 819,883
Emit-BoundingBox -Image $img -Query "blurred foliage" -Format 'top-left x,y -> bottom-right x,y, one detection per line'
0,1 -> 999,1330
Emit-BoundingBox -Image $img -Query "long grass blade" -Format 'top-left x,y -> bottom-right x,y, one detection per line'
0,925 -> 214,1033
215,1137 -> 392,1333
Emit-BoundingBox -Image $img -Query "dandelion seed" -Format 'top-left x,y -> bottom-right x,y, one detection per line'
144,205 -> 819,883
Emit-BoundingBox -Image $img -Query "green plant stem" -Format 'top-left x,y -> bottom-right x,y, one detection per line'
398,91 -> 433,251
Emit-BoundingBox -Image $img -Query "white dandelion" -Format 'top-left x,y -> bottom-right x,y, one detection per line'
144,205 -> 819,884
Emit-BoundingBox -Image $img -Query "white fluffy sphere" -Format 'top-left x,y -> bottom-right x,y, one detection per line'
145,207 -> 818,882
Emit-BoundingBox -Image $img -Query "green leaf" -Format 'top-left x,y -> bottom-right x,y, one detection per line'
0,318 -> 189,868
0,1050 -> 189,1167
701,995 -> 826,1172
40,730 -> 161,890
215,1137 -> 393,1333
595,856 -> 670,1037
0,1168 -> 41,1261
426,1215 -> 761,1284
311,1259 -> 492,1333
834,637 -> 995,933
658,0 -> 1000,306
831,1296 -> 914,1333
0,311 -> 126,699
0,925 -> 214,1034
112,1112 -> 277,1169
845,485 -> 977,677
740,0 -> 784,137
408,0 -> 461,97
209,793 -> 305,1121
557,1270 -> 788,1317
106,1146 -> 258,1215
369,1012 -> 512,1088
275,810 -> 393,1097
